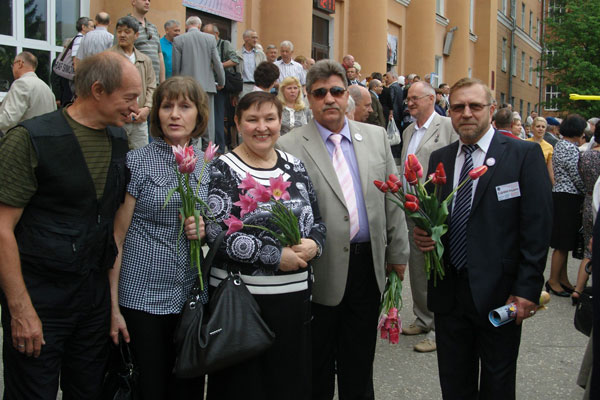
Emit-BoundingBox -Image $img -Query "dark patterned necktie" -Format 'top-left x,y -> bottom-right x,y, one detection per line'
449,144 -> 478,270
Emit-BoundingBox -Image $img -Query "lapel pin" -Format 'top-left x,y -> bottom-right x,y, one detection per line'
486,157 -> 496,167
354,133 -> 363,142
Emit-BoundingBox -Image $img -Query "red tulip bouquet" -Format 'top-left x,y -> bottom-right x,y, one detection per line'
378,270 -> 403,344
164,142 -> 219,290
373,154 -> 488,285
222,173 -> 301,246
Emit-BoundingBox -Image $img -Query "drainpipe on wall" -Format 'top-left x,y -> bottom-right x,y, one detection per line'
508,17 -> 516,106
538,0 -> 546,114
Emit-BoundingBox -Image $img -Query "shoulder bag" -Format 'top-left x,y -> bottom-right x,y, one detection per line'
219,40 -> 243,95
173,230 -> 275,378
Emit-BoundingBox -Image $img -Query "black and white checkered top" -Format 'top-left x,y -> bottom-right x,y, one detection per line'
119,138 -> 209,314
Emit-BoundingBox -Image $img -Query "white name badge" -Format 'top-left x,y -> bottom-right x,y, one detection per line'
496,182 -> 521,201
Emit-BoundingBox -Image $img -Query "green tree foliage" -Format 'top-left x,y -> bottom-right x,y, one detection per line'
542,0 -> 600,118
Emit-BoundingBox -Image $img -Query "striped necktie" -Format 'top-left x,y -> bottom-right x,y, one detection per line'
449,144 -> 478,270
329,134 -> 360,240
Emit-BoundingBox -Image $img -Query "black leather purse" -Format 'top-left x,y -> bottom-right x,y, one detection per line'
173,231 -> 275,378
101,337 -> 139,400
575,286 -> 593,337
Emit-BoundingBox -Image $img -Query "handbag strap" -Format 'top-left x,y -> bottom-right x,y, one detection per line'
201,230 -> 227,280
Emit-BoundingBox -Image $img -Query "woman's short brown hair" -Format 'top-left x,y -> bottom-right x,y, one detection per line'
235,91 -> 283,122
150,76 -> 209,139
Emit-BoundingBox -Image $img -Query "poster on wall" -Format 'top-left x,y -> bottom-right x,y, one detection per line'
182,0 -> 244,22
387,34 -> 398,66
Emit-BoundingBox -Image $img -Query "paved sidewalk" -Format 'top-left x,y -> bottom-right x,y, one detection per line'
0,254 -> 589,399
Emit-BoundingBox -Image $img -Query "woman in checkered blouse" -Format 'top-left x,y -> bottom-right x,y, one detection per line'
108,76 -> 210,399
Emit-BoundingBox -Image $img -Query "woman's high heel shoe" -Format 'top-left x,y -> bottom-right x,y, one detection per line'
545,281 -> 570,297
560,282 -> 575,294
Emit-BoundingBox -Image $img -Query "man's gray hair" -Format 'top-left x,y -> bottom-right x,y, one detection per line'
348,85 -> 363,106
74,52 -> 126,99
164,19 -> 180,30
368,79 -> 381,90
386,70 -> 398,79
243,29 -> 256,38
407,73 -> 417,81
306,59 -> 347,93
412,81 -> 435,96
266,44 -> 277,50
280,40 -> 294,51
186,16 -> 202,27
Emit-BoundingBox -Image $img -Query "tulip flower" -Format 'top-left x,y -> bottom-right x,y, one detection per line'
405,201 -> 419,212
388,307 -> 398,319
406,154 -> 423,178
380,327 -> 389,339
404,168 -> 418,186
389,326 -> 400,344
268,175 -> 292,201
204,141 -> 219,162
239,173 -> 260,191
432,162 -> 447,185
386,179 -> 400,193
249,184 -> 272,203
234,193 -> 258,218
469,165 -> 488,180
178,154 -> 198,174
388,173 -> 402,188
224,215 -> 244,235
405,194 -> 419,205
373,180 -> 389,192
172,144 -> 187,165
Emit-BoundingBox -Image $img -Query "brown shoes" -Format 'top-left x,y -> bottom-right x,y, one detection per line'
414,338 -> 437,353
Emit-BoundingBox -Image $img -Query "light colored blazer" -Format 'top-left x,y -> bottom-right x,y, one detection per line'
0,72 -> 56,134
172,28 -> 225,94
277,120 -> 410,306
236,47 -> 267,82
399,112 -> 458,181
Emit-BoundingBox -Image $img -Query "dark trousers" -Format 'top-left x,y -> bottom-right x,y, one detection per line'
207,281 -> 311,400
214,89 -> 227,152
435,270 -> 522,400
1,275 -> 110,400
311,245 -> 380,400
120,307 -> 205,400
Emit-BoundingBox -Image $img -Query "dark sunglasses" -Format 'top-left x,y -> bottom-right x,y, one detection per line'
310,86 -> 346,99
449,102 -> 491,113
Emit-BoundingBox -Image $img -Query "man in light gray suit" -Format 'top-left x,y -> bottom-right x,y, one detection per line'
277,60 -> 409,400
172,16 -> 225,145
399,81 -> 457,353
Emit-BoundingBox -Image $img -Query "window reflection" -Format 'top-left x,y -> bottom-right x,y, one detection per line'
0,46 -> 17,92
25,0 -> 47,41
23,48 -> 50,85
56,0 -> 80,46
0,1 -> 12,36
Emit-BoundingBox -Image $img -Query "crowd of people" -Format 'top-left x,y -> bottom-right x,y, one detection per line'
0,1 -> 599,400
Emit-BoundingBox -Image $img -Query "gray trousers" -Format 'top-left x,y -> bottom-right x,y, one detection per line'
407,217 -> 435,331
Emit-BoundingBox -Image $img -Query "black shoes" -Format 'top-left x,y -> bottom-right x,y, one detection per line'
545,281 -> 570,297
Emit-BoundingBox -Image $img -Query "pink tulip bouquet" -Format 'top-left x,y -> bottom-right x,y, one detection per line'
164,142 -> 219,290
373,154 -> 488,285
222,173 -> 301,246
378,269 -> 402,344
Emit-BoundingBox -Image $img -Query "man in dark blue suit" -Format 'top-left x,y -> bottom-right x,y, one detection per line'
414,78 -> 552,399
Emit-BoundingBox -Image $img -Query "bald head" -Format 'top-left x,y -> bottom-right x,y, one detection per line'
95,12 -> 110,26
348,85 -> 372,122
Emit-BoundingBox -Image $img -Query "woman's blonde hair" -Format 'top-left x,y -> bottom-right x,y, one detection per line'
277,76 -> 306,111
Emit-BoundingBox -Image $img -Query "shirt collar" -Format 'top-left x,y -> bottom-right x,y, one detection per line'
315,118 -> 351,144
456,125 -> 495,158
369,90 -> 378,99
96,26 -> 108,31
242,47 -> 255,54
415,111 -> 436,131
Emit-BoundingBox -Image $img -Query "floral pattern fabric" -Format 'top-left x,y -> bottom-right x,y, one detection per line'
552,139 -> 584,195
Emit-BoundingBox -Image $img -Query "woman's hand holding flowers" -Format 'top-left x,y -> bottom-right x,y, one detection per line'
279,247 -> 308,271
183,215 -> 206,241
291,238 -> 318,262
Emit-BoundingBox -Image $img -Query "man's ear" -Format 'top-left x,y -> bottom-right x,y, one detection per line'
90,81 -> 105,101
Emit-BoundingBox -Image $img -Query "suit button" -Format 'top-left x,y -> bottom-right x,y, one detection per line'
344,215 -> 349,221
344,247 -> 349,252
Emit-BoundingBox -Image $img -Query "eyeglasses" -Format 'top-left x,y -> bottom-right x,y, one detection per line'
406,94 -> 431,103
310,86 -> 346,99
449,103 -> 492,113
11,59 -> 22,67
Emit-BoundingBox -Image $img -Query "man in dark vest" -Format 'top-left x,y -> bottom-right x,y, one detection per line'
0,51 -> 142,399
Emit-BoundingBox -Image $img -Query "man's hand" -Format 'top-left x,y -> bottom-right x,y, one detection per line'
386,263 -> 407,280
291,238 -> 318,262
506,295 -> 537,325
217,85 -> 224,91
131,107 -> 150,123
413,226 -> 435,252
10,302 -> 45,357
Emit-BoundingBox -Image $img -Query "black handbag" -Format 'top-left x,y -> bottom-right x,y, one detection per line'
575,286 -> 593,336
173,231 -> 275,379
573,226 -> 585,260
219,41 -> 243,94
101,337 -> 139,400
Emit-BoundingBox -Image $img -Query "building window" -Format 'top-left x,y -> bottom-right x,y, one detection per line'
519,99 -> 524,116
312,14 -> 332,61
536,60 -> 540,87
435,55 -> 443,85
545,48 -> 556,69
521,51 -> 526,81
511,0 -> 516,18
500,92 -> 506,106
537,18 -> 540,41
529,56 -> 533,84
511,96 -> 515,108
529,11 -> 533,36
468,67 -> 472,78
436,0 -> 445,16
511,45 -> 517,76
549,0 -> 564,23
521,3 -> 526,29
502,38 -> 507,72
527,102 -> 531,117
545,85 -> 559,110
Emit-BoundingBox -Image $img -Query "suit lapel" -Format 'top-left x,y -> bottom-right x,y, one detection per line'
415,114 -> 441,155
401,124 -> 416,165
300,121 -> 347,205
471,131 -> 505,213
